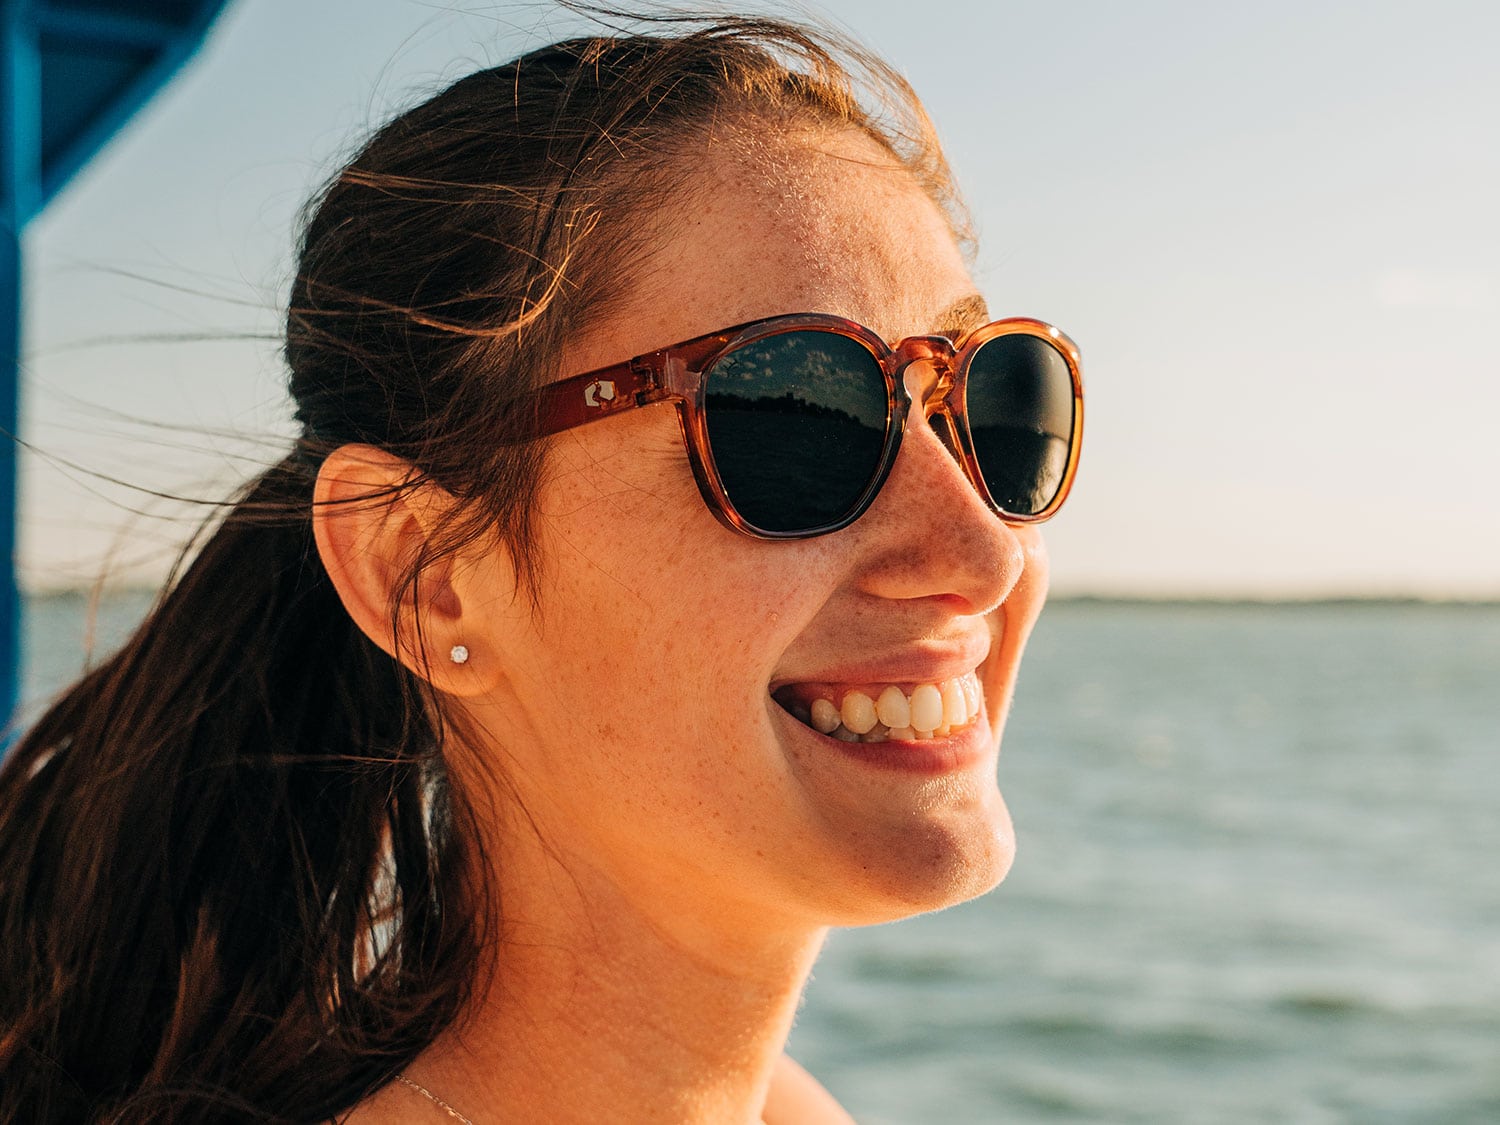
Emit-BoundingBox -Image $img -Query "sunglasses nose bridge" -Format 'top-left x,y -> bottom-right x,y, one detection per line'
888,340 -> 970,477
891,336 -> 956,407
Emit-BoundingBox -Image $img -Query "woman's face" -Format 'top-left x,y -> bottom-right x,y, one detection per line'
456,128 -> 1050,940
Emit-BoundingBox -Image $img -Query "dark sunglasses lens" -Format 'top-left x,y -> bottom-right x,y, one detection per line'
964,333 -> 1076,516
704,331 -> 888,533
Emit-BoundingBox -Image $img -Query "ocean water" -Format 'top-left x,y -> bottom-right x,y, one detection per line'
791,601 -> 1500,1125
18,596 -> 1500,1123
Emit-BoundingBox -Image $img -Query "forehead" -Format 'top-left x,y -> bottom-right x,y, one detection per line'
718,127 -> 959,287
568,127 -> 978,371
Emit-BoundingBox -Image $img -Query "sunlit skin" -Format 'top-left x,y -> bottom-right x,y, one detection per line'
323,127 -> 1050,1124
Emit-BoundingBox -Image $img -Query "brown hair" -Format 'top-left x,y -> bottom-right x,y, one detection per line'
0,13 -> 963,1123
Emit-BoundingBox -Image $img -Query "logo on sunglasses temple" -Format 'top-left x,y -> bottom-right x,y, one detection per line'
584,379 -> 616,408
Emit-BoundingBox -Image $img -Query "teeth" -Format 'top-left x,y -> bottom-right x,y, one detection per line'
941,680 -> 967,728
840,691 -> 878,735
787,673 -> 983,744
875,686 -> 910,729
908,684 -> 944,734
961,676 -> 980,718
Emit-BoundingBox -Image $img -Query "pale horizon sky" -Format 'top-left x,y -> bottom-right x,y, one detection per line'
18,0 -> 1500,596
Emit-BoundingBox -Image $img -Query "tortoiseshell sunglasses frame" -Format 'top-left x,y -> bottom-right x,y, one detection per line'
531,312 -> 1084,540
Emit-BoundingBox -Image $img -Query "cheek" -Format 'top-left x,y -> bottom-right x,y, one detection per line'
535,429 -> 844,680
518,471 -> 829,788
1005,526 -> 1050,631
501,528 -> 828,898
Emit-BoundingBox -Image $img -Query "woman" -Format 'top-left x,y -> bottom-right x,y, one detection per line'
0,13 -> 1081,1124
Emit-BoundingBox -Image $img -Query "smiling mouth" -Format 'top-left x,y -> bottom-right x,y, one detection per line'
772,672 -> 983,743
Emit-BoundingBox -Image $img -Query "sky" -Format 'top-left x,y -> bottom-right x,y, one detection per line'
18,0 -> 1500,596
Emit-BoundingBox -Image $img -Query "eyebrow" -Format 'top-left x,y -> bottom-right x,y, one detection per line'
930,294 -> 991,339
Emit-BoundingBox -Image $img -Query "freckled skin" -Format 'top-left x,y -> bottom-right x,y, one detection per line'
452,127 -> 1050,944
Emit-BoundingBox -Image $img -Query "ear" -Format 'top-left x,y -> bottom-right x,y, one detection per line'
311,444 -> 505,698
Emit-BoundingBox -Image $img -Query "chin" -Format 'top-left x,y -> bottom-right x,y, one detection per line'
823,787 -> 1016,926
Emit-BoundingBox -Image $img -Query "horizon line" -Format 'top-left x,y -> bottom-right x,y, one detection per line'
21,585 -> 1500,609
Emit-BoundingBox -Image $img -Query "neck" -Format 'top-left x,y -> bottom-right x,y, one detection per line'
408,820 -> 828,1125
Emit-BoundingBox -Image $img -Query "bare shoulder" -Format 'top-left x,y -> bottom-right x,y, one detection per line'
763,1054 -> 858,1125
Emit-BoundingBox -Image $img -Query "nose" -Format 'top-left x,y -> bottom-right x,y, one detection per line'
901,361 -> 966,465
851,364 -> 1027,616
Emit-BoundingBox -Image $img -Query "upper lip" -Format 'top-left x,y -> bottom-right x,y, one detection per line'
768,634 -> 992,692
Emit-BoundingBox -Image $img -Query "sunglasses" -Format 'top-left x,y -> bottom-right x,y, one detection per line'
532,313 -> 1083,539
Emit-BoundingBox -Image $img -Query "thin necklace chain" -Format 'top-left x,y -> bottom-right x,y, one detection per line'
394,1073 -> 476,1125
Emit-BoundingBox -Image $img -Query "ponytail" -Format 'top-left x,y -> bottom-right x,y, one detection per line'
0,458 -> 477,1123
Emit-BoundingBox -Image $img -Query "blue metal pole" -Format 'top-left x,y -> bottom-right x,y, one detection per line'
0,0 -> 228,743
0,225 -> 17,736
0,2 -> 38,733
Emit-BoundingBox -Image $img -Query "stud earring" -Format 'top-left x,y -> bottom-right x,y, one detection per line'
449,644 -> 470,665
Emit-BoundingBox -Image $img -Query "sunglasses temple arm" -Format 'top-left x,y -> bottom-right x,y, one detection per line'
532,361 -> 660,437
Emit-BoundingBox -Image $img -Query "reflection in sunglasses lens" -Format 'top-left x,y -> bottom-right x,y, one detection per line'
705,331 -> 887,533
964,334 -> 1074,516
